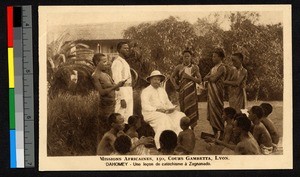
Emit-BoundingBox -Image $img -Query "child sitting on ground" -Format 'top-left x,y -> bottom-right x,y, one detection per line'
97,113 -> 125,155
159,130 -> 178,155
222,107 -> 238,144
175,117 -> 195,155
234,114 -> 261,154
206,107 -> 238,154
126,115 -> 154,155
126,115 -> 142,138
112,135 -> 132,155
248,106 -> 273,155
260,103 -> 280,151
210,114 -> 261,155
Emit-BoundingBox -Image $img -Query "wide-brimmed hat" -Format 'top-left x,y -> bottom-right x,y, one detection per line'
146,70 -> 166,82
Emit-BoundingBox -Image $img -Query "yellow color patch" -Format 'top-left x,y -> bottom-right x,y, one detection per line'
8,48 -> 14,88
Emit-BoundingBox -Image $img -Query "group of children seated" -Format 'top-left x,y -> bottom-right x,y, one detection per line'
205,103 -> 280,155
96,113 -> 196,155
96,102 -> 280,155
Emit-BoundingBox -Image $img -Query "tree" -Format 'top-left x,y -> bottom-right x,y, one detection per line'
124,13 -> 283,101
123,16 -> 197,78
193,16 -> 227,78
194,12 -> 283,100
224,12 -> 283,100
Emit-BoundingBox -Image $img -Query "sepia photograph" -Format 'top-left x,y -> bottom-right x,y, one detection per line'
39,5 -> 292,170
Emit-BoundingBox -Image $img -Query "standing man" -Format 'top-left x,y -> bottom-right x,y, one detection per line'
92,53 -> 126,120
224,53 -> 248,113
203,49 -> 227,139
111,41 -> 133,123
170,50 -> 202,129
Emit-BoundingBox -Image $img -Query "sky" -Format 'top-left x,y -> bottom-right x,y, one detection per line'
41,5 -> 285,31
42,5 -> 286,43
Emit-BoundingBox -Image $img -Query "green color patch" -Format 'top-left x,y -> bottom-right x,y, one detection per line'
9,88 -> 15,129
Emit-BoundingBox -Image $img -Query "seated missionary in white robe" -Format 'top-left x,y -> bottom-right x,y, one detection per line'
141,70 -> 185,149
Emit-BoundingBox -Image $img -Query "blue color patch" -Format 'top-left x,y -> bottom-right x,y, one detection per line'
10,130 -> 16,168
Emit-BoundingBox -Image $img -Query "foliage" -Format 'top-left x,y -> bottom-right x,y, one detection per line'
123,13 -> 283,100
47,32 -> 98,98
47,91 -> 109,156
48,63 -> 95,98
47,32 -> 94,83
124,16 -> 198,77
222,12 -> 283,100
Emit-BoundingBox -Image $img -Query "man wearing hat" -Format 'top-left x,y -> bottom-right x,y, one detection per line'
141,70 -> 185,149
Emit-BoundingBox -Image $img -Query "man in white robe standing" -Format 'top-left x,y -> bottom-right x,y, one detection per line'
141,70 -> 186,149
111,41 -> 133,123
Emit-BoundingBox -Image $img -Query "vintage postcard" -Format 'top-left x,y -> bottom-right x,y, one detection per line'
39,5 -> 292,171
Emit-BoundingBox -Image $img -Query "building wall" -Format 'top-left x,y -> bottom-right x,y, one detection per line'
78,39 -> 124,61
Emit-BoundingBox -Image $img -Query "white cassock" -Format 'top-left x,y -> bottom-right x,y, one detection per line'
141,85 -> 185,149
111,56 -> 133,123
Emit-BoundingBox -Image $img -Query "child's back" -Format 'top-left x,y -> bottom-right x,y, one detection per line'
260,103 -> 279,145
235,132 -> 261,155
111,135 -> 132,155
249,106 -> 273,154
261,117 -> 279,145
253,122 -> 273,154
97,113 -> 125,155
176,129 -> 195,154
96,131 -> 116,155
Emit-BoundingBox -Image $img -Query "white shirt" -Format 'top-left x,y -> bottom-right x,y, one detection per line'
111,56 -> 132,100
141,85 -> 174,112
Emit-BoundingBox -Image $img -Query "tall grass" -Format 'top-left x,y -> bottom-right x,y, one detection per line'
47,91 -> 109,156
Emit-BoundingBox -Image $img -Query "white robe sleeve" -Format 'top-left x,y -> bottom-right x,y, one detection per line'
111,59 -> 124,100
141,88 -> 157,112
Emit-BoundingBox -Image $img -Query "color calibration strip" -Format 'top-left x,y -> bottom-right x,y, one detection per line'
7,6 -> 35,168
7,5 -> 16,168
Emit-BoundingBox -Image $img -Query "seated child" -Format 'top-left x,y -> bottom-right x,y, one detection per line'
248,106 -> 273,155
159,130 -> 178,155
213,114 -> 261,155
126,115 -> 154,155
175,117 -> 195,155
220,107 -> 239,154
222,107 -> 238,144
112,135 -> 132,155
234,115 -> 261,155
260,103 -> 280,150
126,115 -> 142,138
206,107 -> 237,154
96,113 -> 125,155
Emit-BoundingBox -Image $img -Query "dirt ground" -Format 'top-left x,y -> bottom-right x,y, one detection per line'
192,101 -> 283,155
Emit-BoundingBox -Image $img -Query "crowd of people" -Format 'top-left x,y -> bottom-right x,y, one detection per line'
92,41 -> 280,156
206,104 -> 279,155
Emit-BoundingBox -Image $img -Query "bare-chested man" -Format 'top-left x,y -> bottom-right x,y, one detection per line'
210,113 -> 261,155
260,103 -> 280,149
97,113 -> 125,155
97,113 -> 153,155
92,53 -> 126,120
248,106 -> 273,155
